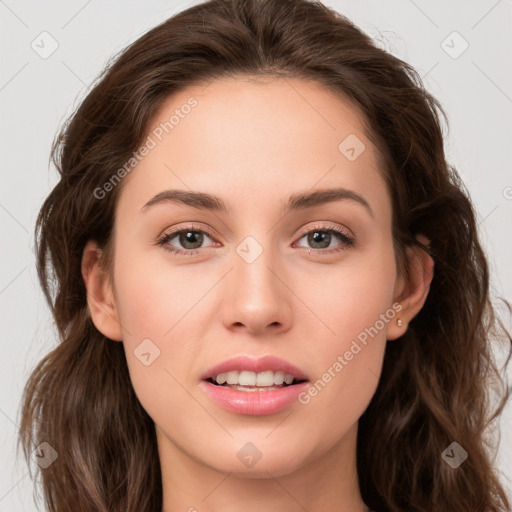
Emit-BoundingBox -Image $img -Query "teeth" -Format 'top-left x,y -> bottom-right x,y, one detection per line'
273,371 -> 285,385
284,374 -> 294,385
256,370 -> 273,386
225,371 -> 238,385
213,370 -> 298,386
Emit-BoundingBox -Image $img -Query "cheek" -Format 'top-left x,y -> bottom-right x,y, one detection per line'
112,246 -> 197,340
302,241 -> 397,344
110,249 -> 197,406
294,244 -> 396,424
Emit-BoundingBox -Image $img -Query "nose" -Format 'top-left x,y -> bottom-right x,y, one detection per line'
220,240 -> 292,336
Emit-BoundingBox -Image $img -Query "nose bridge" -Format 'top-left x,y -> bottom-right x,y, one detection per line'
221,233 -> 291,333
234,233 -> 282,302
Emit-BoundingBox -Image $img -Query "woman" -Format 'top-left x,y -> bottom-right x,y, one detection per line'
18,0 -> 512,510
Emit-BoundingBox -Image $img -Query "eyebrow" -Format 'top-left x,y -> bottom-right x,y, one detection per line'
140,187 -> 373,217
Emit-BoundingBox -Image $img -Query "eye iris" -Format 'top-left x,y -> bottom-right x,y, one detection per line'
179,231 -> 203,249
308,231 -> 330,249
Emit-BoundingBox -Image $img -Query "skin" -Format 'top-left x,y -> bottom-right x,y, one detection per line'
82,76 -> 434,512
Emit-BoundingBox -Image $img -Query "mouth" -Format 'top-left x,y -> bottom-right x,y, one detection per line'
205,370 -> 308,392
200,355 -> 310,415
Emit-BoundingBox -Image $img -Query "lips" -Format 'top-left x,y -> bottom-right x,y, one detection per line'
200,355 -> 310,415
201,355 -> 309,382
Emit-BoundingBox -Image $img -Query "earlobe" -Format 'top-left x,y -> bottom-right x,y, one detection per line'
387,234 -> 434,341
81,240 -> 123,341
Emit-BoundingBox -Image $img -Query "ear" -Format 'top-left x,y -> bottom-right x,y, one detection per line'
387,234 -> 434,340
81,240 -> 123,341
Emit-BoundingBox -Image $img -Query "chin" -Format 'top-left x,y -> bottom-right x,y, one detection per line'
200,436 -> 315,478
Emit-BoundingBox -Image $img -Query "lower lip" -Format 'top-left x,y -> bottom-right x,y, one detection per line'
201,380 -> 310,416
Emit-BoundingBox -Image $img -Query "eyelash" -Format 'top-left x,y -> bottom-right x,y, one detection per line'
156,222 -> 355,256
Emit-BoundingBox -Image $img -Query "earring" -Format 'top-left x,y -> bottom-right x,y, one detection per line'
397,318 -> 403,327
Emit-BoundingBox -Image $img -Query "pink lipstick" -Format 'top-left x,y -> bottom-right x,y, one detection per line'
200,355 -> 310,416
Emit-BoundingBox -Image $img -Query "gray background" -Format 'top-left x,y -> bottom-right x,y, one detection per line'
1,0 -> 511,509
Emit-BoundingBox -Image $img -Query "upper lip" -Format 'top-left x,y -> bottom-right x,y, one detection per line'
201,355 -> 309,381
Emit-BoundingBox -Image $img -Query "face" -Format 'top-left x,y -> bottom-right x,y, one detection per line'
101,76 -> 404,477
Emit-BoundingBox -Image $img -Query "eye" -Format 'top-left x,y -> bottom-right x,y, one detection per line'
156,224 -> 217,256
294,223 -> 355,254
156,222 -> 355,257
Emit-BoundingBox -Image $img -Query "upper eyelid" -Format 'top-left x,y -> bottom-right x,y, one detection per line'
295,222 -> 353,238
160,222 -> 215,238
161,222 -> 350,237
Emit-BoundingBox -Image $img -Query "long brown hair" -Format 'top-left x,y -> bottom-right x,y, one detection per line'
18,0 -> 512,510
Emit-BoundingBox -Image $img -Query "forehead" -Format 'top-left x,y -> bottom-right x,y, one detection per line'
117,75 -> 390,218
